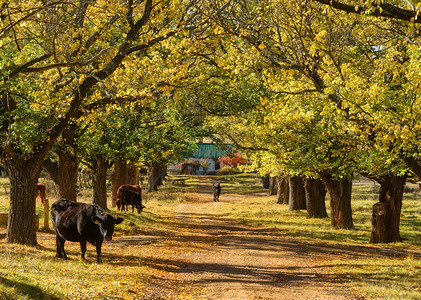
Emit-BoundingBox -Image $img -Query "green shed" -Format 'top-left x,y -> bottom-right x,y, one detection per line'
175,143 -> 233,174
189,143 -> 233,159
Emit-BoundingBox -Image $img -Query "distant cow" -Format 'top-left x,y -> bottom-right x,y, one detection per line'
50,199 -> 123,264
115,185 -> 144,213
36,183 -> 46,204
212,182 -> 221,202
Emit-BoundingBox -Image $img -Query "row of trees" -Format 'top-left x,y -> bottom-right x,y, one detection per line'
0,0 -> 213,245
1,0 -> 421,246
191,0 -> 421,243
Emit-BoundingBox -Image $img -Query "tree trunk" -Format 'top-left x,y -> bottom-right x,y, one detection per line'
148,166 -> 160,192
43,198 -> 50,230
157,165 -> 167,186
262,175 -> 270,189
275,176 -> 289,204
402,156 -> 421,180
111,158 -> 128,206
269,176 -> 278,196
92,155 -> 109,210
43,127 -> 79,201
288,176 -> 306,211
370,174 -> 406,243
321,173 -> 354,229
57,154 -> 78,201
4,160 -> 41,246
127,164 -> 138,185
44,154 -> 79,201
304,178 -> 328,218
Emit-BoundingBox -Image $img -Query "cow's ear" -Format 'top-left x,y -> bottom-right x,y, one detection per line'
91,216 -> 103,224
115,217 -> 124,224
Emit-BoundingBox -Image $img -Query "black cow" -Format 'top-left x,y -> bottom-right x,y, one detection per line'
117,185 -> 144,213
50,199 -> 123,263
212,182 -> 221,202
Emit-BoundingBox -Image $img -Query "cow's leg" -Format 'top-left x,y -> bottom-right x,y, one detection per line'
95,241 -> 103,264
56,235 -> 67,259
80,240 -> 87,260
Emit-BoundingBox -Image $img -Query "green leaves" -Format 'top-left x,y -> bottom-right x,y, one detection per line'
191,0 -> 421,180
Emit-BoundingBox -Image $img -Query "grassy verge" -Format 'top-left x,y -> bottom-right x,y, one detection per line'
0,175 -> 202,299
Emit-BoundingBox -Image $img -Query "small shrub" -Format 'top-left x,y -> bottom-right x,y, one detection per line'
217,166 -> 241,175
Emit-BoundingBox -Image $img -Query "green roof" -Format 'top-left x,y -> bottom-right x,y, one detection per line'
188,143 -> 233,159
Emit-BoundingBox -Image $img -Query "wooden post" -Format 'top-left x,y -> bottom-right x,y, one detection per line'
43,198 -> 49,230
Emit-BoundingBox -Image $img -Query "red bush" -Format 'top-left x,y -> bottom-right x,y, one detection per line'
217,153 -> 248,168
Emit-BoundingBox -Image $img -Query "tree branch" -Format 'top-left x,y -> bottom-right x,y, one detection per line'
5,53 -> 53,81
313,0 -> 420,23
0,1 -> 63,39
222,131 -> 269,152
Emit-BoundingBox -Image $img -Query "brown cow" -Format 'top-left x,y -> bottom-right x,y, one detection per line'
115,185 -> 144,213
37,183 -> 46,204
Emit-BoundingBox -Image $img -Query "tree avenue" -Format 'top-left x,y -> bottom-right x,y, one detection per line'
0,0 -> 420,247
190,0 -> 421,238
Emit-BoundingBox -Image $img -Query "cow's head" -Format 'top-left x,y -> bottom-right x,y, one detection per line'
92,213 -> 124,241
135,204 -> 146,214
115,198 -> 122,209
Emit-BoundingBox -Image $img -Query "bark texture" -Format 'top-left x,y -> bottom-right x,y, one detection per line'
304,178 -> 328,218
275,176 -> 289,204
288,176 -> 306,211
111,159 -> 139,206
320,173 -> 354,229
370,174 -> 406,243
147,165 -> 167,192
111,158 -> 128,206
43,126 -> 79,201
262,175 -> 270,189
148,166 -> 160,192
5,160 -> 41,245
127,164 -> 139,185
92,154 -> 111,210
268,176 -> 278,196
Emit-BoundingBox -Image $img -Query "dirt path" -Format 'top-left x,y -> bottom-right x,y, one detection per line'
159,176 -> 364,300
35,176 -> 369,299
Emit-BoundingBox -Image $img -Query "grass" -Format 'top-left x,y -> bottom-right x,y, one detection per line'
0,174 -> 419,299
209,177 -> 421,249
216,173 -> 267,194
0,242 -> 156,299
333,256 -> 421,300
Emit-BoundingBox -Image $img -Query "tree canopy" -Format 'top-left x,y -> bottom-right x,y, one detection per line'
0,0 -> 196,245
1,0 -> 421,243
